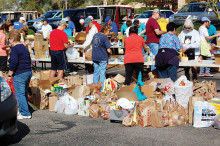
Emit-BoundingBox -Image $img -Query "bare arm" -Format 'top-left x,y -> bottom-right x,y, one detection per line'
143,44 -> 150,53
107,48 -> 112,55
154,29 -> 166,35
64,43 -> 74,49
139,29 -> 146,36
205,33 -> 220,41
73,28 -> 76,36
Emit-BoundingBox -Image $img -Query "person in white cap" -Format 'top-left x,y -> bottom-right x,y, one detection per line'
199,17 -> 220,77
79,19 -> 86,31
13,17 -> 25,30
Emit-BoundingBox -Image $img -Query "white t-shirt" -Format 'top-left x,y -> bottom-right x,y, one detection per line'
41,24 -> 52,38
199,25 -> 209,41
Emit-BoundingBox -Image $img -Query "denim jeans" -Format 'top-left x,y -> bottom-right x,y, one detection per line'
200,56 -> 211,73
148,43 -> 159,71
93,61 -> 107,91
13,71 -> 32,116
157,65 -> 178,82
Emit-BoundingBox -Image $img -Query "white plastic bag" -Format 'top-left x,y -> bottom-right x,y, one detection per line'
66,47 -> 79,60
54,96 -> 66,114
213,114 -> 220,129
193,101 -> 217,128
64,94 -> 78,115
54,93 -> 78,115
158,78 -> 175,95
174,75 -> 193,108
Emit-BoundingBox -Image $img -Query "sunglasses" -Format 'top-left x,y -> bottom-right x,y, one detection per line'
184,27 -> 191,30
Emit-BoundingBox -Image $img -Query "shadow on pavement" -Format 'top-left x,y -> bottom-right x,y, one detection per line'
0,121 -> 30,145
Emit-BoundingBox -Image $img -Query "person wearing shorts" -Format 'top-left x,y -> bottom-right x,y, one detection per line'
50,20 -> 74,78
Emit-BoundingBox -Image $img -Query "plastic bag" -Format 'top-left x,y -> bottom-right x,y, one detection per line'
66,47 -> 79,60
158,78 -> 174,95
174,75 -> 193,108
54,93 -> 78,115
213,114 -> 220,129
64,94 -> 78,115
193,101 -> 217,128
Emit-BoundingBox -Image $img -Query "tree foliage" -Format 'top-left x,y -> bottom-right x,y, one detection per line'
205,0 -> 220,20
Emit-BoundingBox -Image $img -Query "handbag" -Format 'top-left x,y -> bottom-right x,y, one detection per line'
184,48 -> 195,60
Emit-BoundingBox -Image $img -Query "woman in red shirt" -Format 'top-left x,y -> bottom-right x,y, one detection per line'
124,26 -> 148,85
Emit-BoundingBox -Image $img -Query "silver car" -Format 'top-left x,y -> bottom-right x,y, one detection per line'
169,2 -> 220,25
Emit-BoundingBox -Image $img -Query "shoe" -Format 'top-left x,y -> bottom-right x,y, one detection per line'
198,73 -> 204,77
204,72 -> 213,77
17,114 -> 32,120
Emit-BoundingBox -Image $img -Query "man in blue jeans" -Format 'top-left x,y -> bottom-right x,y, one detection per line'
92,24 -> 112,91
146,9 -> 166,71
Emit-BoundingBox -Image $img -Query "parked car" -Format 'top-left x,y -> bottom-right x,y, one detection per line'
0,76 -> 17,137
169,2 -> 220,25
134,14 -> 140,19
135,10 -> 174,24
0,11 -> 38,23
86,5 -> 134,30
27,9 -> 86,32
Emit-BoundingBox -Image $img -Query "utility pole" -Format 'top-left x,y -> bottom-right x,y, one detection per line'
66,0 -> 67,9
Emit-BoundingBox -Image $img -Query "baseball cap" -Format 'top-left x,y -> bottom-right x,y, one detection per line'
59,20 -> 67,26
88,16 -> 94,20
105,17 -> 111,24
153,8 -> 161,15
42,18 -> 48,22
20,17 -> 26,21
84,17 -> 92,27
201,17 -> 211,22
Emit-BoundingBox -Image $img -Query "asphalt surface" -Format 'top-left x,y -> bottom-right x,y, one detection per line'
1,65 -> 220,145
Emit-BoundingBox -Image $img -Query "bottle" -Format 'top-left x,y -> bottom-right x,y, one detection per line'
45,50 -> 49,58
31,50 -> 35,58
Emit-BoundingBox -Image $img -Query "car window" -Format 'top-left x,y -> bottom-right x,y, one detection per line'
86,8 -> 98,19
138,11 -> 152,18
75,10 -> 85,18
179,4 -> 206,12
40,11 -> 58,18
64,10 -> 76,18
161,11 -> 174,18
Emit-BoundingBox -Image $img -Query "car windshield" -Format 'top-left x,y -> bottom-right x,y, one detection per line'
40,11 -> 58,18
138,11 -> 152,18
179,4 -> 206,12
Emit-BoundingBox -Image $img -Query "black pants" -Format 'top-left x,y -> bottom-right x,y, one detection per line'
124,63 -> 143,85
0,56 -> 8,71
184,67 -> 197,81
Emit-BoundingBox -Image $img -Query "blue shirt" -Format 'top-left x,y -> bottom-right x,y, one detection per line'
13,22 -> 24,30
64,28 -> 72,38
121,23 -> 128,34
92,33 -> 111,61
9,44 -> 32,76
208,24 -> 217,44
68,21 -> 75,33
159,33 -> 182,51
110,22 -> 118,33
138,23 -> 146,40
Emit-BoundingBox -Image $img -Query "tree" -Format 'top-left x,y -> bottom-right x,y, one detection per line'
205,0 -> 220,20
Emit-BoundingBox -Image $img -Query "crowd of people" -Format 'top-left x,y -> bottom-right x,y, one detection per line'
0,8 -> 219,119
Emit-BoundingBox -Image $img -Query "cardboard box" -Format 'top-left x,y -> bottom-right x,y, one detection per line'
49,96 -> 58,112
71,85 -> 90,100
65,75 -> 83,86
78,98 -> 92,116
214,54 -> 220,64
38,80 -> 51,90
34,34 -> 44,40
75,32 -> 87,44
113,74 -> 125,84
40,70 -> 51,80
34,40 -> 49,59
30,87 -> 48,109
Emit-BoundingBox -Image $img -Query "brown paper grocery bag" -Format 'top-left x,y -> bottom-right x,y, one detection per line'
189,96 -> 204,124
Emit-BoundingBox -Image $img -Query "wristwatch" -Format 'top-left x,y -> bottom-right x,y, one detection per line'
8,75 -> 12,77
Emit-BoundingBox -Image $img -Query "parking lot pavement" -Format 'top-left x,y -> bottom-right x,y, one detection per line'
1,110 -> 220,146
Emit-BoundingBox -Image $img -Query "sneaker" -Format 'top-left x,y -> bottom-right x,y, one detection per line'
204,72 -> 213,77
199,73 -> 204,77
17,114 -> 32,120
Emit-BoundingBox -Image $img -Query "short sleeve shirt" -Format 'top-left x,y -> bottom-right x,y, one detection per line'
121,23 -> 128,34
138,23 -> 146,34
208,24 -> 217,43
124,33 -> 145,64
92,33 -> 111,61
199,25 -> 209,41
13,22 -> 24,30
68,21 -> 75,33
50,29 -> 69,51
110,22 -> 118,33
146,17 -> 161,44
159,33 -> 182,51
